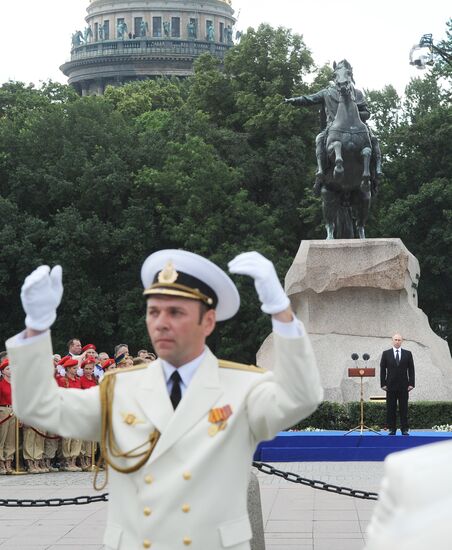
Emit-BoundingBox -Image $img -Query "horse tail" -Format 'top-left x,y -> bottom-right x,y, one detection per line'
336,205 -> 354,238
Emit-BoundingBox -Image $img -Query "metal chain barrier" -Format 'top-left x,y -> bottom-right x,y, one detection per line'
0,494 -> 108,507
253,461 -> 379,501
0,462 -> 378,507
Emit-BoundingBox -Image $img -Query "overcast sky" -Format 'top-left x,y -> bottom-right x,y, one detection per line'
0,0 -> 450,94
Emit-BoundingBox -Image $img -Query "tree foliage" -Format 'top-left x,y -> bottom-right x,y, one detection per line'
0,22 -> 450,356
366,23 -> 452,341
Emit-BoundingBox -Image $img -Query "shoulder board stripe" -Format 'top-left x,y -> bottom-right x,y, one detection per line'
219,359 -> 266,373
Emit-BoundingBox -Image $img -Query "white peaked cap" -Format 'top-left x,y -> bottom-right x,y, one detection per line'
141,249 -> 240,322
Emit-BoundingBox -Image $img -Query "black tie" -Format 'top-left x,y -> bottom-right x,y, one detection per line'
395,350 -> 400,365
170,371 -> 182,409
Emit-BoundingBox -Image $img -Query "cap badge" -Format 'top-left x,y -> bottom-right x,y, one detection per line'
208,405 -> 233,437
158,260 -> 179,284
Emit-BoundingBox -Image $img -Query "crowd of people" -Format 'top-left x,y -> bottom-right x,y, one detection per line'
0,339 -> 156,474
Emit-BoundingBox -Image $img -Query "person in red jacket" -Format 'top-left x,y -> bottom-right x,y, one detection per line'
79,357 -> 97,389
57,358 -> 82,389
42,355 -> 69,471
101,357 -> 116,373
78,344 -> 97,377
0,359 -> 15,474
82,343 -> 96,357
57,358 -> 82,471
21,352 -> 48,473
56,354 -> 71,377
79,357 -> 98,470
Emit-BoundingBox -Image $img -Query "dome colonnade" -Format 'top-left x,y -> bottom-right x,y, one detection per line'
60,0 -> 236,95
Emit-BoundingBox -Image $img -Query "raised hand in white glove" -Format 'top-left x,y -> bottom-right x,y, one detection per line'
20,265 -> 63,331
228,251 -> 290,315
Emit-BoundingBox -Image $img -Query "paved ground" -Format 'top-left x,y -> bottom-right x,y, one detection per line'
257,462 -> 383,550
0,462 -> 384,549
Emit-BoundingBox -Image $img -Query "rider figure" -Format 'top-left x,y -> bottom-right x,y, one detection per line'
286,60 -> 383,195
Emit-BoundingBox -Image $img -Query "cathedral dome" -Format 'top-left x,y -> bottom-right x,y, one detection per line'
61,0 -> 236,95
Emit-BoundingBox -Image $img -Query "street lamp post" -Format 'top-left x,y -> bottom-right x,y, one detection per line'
409,33 -> 452,69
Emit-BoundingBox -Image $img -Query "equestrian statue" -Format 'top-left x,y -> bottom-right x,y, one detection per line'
286,60 -> 383,239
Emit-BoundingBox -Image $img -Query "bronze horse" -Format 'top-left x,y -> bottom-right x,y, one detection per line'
322,61 -> 372,239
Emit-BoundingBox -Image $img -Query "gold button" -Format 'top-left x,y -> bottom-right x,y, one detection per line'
125,414 -> 135,425
182,471 -> 191,480
182,504 -> 190,513
144,475 -> 153,484
143,540 -> 151,549
183,537 -> 192,545
144,506 -> 152,516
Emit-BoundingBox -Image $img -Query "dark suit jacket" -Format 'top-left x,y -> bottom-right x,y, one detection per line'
380,348 -> 415,391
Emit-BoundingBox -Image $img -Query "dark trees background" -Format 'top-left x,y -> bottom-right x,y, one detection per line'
0,22 -> 450,357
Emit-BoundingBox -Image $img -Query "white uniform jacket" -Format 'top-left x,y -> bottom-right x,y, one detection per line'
7,327 -> 323,550
365,439 -> 452,550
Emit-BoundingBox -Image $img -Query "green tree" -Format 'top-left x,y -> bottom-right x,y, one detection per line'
367,53 -> 452,345
366,85 -> 401,140
432,18 -> 452,84
103,77 -> 185,118
376,179 -> 452,341
1,22 -> 450,358
188,24 -> 321,255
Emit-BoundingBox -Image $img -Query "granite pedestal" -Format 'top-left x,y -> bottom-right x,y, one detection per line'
257,239 -> 452,402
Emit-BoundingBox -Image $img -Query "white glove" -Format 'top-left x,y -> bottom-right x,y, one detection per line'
228,252 -> 290,315
20,265 -> 63,331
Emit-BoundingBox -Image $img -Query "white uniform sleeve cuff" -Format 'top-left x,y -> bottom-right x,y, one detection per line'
6,329 -> 50,348
271,317 -> 304,338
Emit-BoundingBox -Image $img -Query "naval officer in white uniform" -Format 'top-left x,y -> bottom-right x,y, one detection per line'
6,249 -> 323,550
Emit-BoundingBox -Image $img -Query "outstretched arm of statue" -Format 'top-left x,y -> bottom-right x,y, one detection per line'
285,89 -> 326,106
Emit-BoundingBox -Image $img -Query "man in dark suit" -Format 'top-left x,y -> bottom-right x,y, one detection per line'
380,334 -> 415,435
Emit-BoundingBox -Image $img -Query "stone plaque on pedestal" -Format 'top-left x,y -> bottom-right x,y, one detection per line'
257,239 -> 452,402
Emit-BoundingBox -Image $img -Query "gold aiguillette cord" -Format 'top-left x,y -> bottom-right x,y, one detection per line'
94,374 -> 160,491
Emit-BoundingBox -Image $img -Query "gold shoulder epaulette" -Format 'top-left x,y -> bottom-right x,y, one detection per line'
218,359 -> 266,373
102,364 -> 148,380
